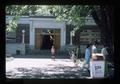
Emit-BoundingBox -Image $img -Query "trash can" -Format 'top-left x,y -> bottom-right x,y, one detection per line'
90,53 -> 105,78
16,50 -> 20,55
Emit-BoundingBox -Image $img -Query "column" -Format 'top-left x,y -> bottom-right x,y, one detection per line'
70,31 -> 73,45
22,29 -> 25,44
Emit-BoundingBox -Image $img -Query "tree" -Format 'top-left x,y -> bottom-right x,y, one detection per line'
6,5 -> 39,31
48,5 -> 114,60
6,5 -> 28,31
48,5 -> 92,35
6,5 -> 114,60
6,5 -> 91,46
91,5 -> 114,61
6,5 -> 91,32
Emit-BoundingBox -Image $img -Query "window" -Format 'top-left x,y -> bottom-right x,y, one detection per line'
16,24 -> 30,44
6,30 -> 16,43
80,29 -> 101,44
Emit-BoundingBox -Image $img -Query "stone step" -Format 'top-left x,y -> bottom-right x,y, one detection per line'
26,50 -> 69,56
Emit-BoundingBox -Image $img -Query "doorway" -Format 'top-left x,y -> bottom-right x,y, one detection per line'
41,35 -> 53,50
35,28 -> 60,50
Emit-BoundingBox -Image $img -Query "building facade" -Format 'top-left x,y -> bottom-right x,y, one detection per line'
6,15 -> 66,54
6,15 -> 102,55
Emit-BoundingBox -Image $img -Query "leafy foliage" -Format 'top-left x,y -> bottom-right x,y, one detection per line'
6,5 -> 94,32
6,5 -> 38,31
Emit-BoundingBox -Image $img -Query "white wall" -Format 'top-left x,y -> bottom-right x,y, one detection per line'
33,20 -> 64,28
31,19 -> 66,48
6,16 -> 66,49
60,22 -> 66,46
6,16 -> 30,24
29,20 -> 35,48
6,43 -> 25,55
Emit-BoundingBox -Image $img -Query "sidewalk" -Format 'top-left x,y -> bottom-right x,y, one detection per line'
12,54 -> 70,59
6,58 -> 90,79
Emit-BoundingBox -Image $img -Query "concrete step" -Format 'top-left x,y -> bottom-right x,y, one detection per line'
26,49 -> 69,56
27,50 -> 50,55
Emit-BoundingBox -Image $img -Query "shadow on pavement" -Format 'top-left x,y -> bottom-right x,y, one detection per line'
6,65 -> 86,79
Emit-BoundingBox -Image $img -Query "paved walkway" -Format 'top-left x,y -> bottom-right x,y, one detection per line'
12,54 -> 70,59
6,57 -> 90,79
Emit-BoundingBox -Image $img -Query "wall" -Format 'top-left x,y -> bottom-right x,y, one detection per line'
80,45 -> 103,54
30,18 -> 66,49
16,24 -> 30,43
6,43 -> 25,55
6,16 -> 66,50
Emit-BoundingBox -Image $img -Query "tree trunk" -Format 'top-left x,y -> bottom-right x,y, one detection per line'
91,5 -> 114,61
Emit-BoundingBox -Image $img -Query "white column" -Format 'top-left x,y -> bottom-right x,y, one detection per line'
60,23 -> 66,46
70,31 -> 73,45
30,20 -> 34,46
22,30 -> 25,44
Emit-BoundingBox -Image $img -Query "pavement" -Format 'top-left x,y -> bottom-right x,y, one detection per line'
12,54 -> 70,59
6,56 -> 91,79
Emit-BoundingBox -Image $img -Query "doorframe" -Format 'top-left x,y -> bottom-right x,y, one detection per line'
35,28 -> 61,50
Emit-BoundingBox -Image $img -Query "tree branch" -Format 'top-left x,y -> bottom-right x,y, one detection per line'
91,10 -> 101,27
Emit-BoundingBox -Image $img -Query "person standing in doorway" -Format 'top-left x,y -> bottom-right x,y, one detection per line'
51,45 -> 55,61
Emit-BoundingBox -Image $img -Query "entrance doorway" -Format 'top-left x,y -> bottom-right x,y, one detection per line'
35,28 -> 60,50
41,35 -> 53,50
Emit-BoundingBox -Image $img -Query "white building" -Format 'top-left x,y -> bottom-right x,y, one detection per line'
6,15 -> 66,54
6,15 -> 101,55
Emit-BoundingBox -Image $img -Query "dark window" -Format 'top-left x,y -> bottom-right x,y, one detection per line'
6,27 -> 16,43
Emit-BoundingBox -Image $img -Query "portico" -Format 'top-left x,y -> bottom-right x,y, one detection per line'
29,16 -> 66,50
